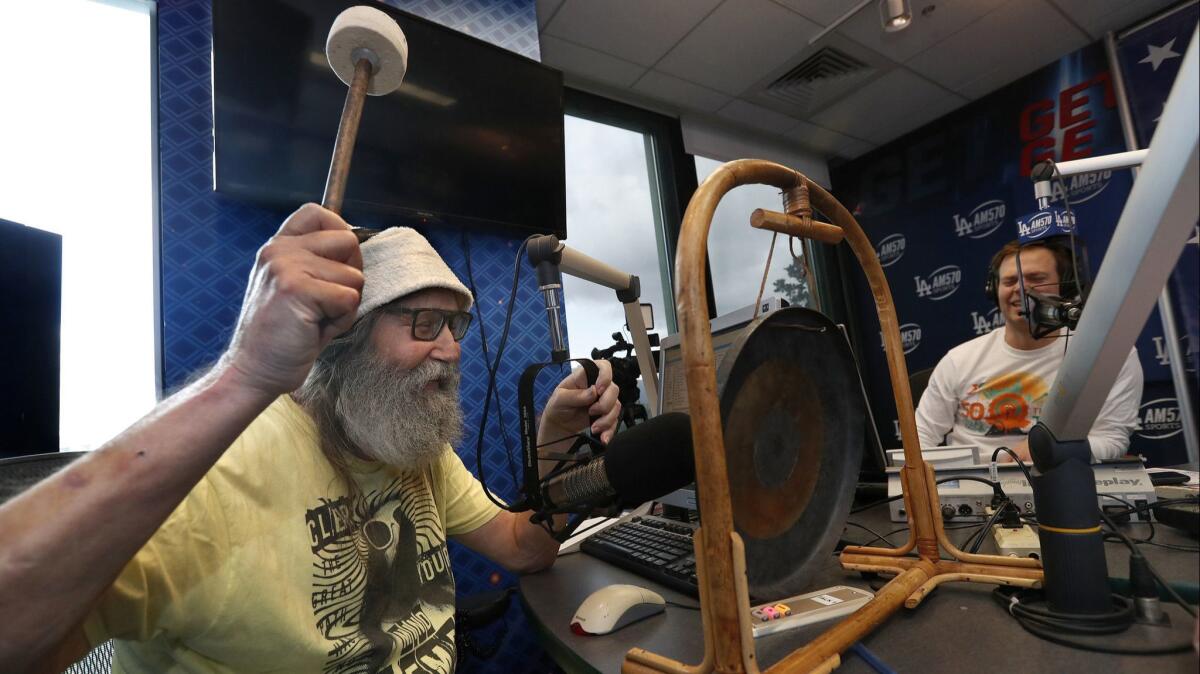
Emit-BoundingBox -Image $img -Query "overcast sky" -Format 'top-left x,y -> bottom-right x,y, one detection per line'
560,119 -> 806,366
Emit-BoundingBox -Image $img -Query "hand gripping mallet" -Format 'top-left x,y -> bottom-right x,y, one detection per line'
322,6 -> 408,217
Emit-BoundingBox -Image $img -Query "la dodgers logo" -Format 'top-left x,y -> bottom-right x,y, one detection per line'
1152,334 -> 1194,370
914,265 -> 961,300
1017,211 -> 1056,240
1045,170 -> 1114,205
970,307 -> 1004,335
898,323 -> 922,354
876,233 -> 906,267
953,199 -> 1007,239
879,323 -> 922,355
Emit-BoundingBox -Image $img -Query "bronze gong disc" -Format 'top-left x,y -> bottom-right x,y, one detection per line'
716,307 -> 864,599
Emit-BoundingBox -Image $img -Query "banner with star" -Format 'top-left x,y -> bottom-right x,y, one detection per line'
1116,3 -> 1199,462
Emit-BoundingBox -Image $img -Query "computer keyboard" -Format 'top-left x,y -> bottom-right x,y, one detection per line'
580,515 -> 699,598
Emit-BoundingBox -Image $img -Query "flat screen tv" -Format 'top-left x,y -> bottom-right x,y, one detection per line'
212,0 -> 566,237
0,218 -> 61,458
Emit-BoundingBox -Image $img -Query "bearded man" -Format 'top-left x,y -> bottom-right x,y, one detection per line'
0,205 -> 620,673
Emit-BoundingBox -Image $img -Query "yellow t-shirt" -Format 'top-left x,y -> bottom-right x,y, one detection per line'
83,396 -> 501,673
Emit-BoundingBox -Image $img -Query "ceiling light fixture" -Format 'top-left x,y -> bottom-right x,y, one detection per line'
807,0 -> 914,45
880,0 -> 912,32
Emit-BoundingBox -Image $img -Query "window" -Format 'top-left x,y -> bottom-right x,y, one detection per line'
560,90 -> 695,360
695,155 -> 815,314
0,0 -> 157,451
561,115 -> 670,360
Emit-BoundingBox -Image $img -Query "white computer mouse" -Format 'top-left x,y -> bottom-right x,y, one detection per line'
570,583 -> 666,636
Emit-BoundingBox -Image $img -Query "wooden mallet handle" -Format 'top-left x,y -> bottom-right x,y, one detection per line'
322,58 -> 373,216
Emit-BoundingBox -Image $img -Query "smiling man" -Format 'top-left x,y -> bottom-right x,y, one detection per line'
915,239 -> 1142,463
0,205 -> 619,673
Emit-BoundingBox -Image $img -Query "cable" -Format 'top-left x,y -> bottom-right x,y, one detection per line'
967,503 -> 1011,554
993,503 -> 1199,653
461,229 -> 520,491
665,600 -> 701,611
1098,507 -> 1197,619
848,642 -> 897,674
844,521 -> 899,549
840,523 -> 986,554
850,493 -> 904,514
1099,493 -> 1155,543
991,587 -> 1191,655
850,478 -> 1010,516
990,446 -> 1035,485
1141,540 -> 1200,553
475,235 -> 539,513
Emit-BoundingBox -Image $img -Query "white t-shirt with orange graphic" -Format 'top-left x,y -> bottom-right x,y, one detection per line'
915,327 -> 1142,461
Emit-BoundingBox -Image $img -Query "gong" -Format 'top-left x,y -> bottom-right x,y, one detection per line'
715,307 -> 864,599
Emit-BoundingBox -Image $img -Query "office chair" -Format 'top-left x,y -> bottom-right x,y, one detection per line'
0,452 -> 114,674
908,367 -> 935,406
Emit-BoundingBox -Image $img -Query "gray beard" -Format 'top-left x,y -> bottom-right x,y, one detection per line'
334,353 -> 464,471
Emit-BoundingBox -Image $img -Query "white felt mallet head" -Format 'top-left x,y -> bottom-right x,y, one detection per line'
326,5 -> 408,96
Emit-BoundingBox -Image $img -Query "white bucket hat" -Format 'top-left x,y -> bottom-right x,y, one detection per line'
357,228 -> 473,319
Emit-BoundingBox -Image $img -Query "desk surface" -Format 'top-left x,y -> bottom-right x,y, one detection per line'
520,504 -> 1199,674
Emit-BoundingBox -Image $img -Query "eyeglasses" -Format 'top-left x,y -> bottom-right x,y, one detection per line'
389,307 -> 473,342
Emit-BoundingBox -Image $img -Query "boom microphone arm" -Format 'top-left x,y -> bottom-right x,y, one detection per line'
1026,32 -> 1199,616
527,235 -> 660,416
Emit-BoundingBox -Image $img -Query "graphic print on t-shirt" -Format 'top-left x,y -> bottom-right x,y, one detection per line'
305,472 -> 457,674
958,371 -> 1049,437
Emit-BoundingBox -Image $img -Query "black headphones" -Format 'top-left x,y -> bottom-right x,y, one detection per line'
984,238 -> 1087,307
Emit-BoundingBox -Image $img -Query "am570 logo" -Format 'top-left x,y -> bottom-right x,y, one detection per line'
953,200 -> 1006,239
914,265 -> 962,300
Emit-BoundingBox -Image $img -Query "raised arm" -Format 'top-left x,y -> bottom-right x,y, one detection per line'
0,204 -> 363,672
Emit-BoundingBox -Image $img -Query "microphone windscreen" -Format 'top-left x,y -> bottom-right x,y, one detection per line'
601,413 -> 694,507
1030,159 -> 1056,181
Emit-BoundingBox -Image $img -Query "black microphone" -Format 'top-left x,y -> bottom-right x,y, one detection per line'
1024,289 -> 1085,338
527,235 -> 569,363
542,412 -> 694,510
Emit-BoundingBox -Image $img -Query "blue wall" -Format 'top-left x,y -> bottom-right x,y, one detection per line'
157,1 -> 556,671
830,22 -> 1196,465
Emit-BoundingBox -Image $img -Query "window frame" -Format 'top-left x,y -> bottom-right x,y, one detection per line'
563,89 -> 715,331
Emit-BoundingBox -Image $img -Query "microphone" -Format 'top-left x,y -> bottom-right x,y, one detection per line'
542,413 -> 694,511
1024,289 -> 1084,337
527,235 -> 569,363
1030,160 -> 1057,209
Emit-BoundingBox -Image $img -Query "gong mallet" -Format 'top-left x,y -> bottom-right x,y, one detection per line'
322,5 -> 409,217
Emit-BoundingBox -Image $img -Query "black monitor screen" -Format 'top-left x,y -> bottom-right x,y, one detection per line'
0,218 -> 61,458
213,0 -> 566,237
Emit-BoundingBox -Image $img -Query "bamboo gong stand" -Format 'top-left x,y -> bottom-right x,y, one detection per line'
623,160 -> 1045,674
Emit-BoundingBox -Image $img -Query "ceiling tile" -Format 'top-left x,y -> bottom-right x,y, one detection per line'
810,68 -> 966,144
1049,0 -> 1177,40
539,35 -> 646,88
632,70 -> 731,112
717,99 -> 801,134
542,0 -> 723,67
831,0 -> 1009,63
784,119 -> 875,158
655,0 -> 822,96
905,0 -> 1089,96
771,0 -> 859,26
834,137 -> 877,159
536,0 -> 565,30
